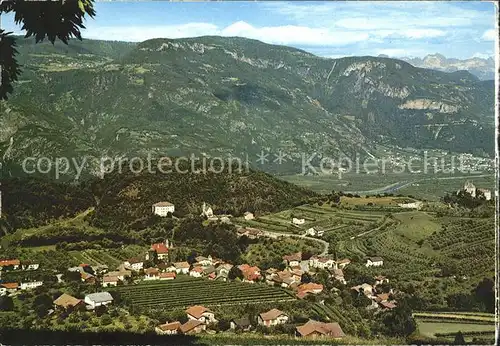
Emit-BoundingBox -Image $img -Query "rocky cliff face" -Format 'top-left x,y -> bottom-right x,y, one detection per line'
0,37 -> 495,177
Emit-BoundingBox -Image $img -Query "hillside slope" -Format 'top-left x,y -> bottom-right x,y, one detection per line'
0,36 -> 495,176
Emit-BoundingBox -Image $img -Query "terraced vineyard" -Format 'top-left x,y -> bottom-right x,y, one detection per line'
114,276 -> 295,309
312,302 -> 363,335
68,245 -> 146,268
236,203 -> 387,239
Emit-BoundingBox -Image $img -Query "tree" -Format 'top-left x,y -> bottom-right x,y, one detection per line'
301,272 -> 312,284
473,278 -> 494,313
454,331 -> 466,345
376,301 -> 416,337
100,314 -> 112,326
32,293 -> 53,317
228,266 -> 243,281
62,270 -> 82,282
0,0 -> 96,100
0,296 -> 14,311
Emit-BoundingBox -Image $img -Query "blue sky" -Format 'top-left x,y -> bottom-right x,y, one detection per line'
1,1 -> 496,59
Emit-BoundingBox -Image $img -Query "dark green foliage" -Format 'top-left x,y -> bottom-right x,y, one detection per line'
89,163 -> 316,231
32,293 -> 52,317
0,296 -> 14,311
1,177 -> 94,230
228,266 -> 243,281
0,0 -> 96,99
375,301 -> 416,337
454,331 -> 466,345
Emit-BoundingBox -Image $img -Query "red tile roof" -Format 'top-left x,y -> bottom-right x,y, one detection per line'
151,243 -> 169,254
296,320 -> 345,338
153,202 -> 174,207
159,272 -> 176,279
185,305 -> 211,319
1,282 -> 18,289
0,259 -> 20,267
158,321 -> 181,331
259,308 -> 287,321
180,320 -> 204,333
53,293 -> 82,308
145,268 -> 159,275
283,252 -> 302,262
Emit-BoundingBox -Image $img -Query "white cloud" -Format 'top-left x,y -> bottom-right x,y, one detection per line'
374,29 -> 446,39
481,29 -> 496,41
83,23 -> 219,42
471,52 -> 493,59
375,49 -> 410,57
221,21 -> 369,46
84,21 -> 370,47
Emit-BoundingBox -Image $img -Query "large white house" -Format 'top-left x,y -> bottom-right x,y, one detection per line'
84,292 -> 114,309
152,202 -> 175,217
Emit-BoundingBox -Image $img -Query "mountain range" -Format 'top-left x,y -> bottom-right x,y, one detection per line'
397,54 -> 494,81
0,36 -> 495,177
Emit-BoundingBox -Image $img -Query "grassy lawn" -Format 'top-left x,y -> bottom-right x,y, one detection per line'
416,319 -> 495,338
242,237 -> 320,266
392,211 -> 441,242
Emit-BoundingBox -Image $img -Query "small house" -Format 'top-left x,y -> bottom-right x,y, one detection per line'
148,241 -> 170,260
243,211 -> 254,220
296,320 -> 345,339
20,281 -> 43,290
305,227 -> 325,237
123,258 -> 144,271
180,320 -> 206,335
159,272 -> 176,280
84,292 -> 113,309
292,217 -> 305,225
102,276 -> 119,287
337,258 -> 351,269
144,267 -> 160,280
186,305 -> 217,324
283,252 -> 302,267
189,266 -> 203,278
230,317 -> 252,331
258,309 -> 289,326
365,257 -> 384,267
21,260 -> 40,271
174,261 -> 190,274
156,321 -> 181,335
53,293 -> 83,311
0,259 -> 20,270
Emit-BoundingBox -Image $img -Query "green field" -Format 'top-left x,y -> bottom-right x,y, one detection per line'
417,321 -> 495,337
113,276 -> 295,309
281,172 -> 495,201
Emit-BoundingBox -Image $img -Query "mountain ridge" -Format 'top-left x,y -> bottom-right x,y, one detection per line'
0,36 -> 494,177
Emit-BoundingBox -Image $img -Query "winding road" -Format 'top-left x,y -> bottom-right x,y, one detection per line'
234,223 -> 329,256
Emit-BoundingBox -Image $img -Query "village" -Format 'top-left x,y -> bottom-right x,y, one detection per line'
0,181 -> 494,343
0,199 -> 395,339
